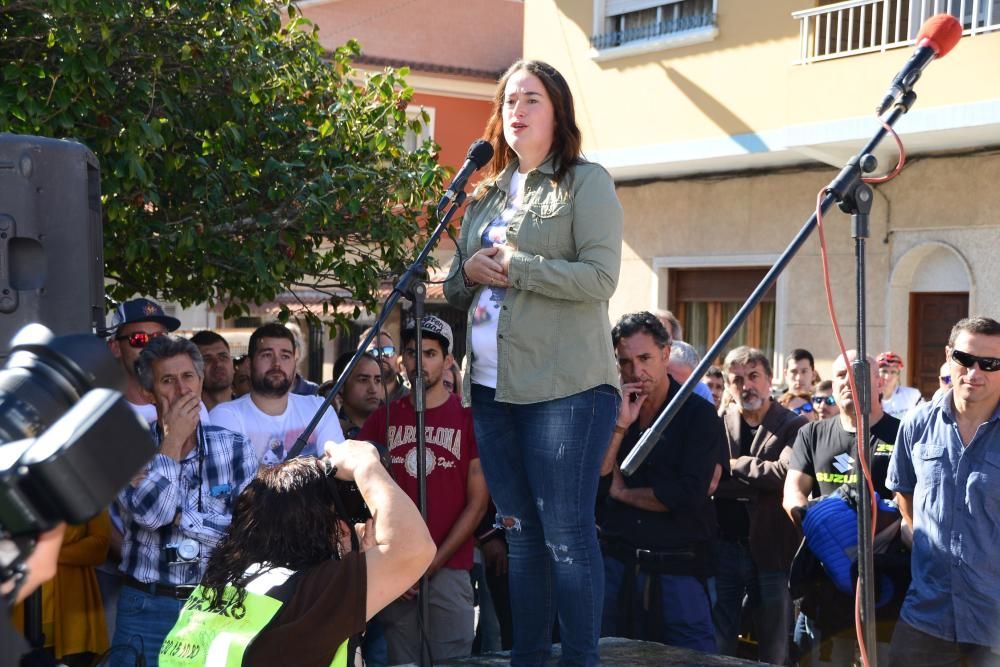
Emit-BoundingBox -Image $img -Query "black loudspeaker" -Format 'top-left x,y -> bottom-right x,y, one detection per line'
0,134 -> 104,349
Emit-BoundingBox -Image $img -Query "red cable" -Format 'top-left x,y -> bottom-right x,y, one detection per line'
863,117 -> 907,184
812,115 -> 906,667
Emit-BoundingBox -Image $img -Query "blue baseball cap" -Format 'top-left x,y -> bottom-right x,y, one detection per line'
109,297 -> 180,333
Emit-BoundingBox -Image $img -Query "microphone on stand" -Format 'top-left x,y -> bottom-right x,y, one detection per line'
875,13 -> 963,115
436,140 -> 494,215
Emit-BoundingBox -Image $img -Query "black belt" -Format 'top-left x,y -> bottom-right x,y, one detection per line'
124,575 -> 196,600
602,538 -> 697,566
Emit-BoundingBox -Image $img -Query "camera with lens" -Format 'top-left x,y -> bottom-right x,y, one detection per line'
165,537 -> 201,565
332,479 -> 371,525
0,324 -> 156,603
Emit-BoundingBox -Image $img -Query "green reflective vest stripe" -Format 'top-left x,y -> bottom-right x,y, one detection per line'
159,570 -> 348,667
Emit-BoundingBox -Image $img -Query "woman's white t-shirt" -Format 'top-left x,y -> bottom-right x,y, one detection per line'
470,170 -> 527,388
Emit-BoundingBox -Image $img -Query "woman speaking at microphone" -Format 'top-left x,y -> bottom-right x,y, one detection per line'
445,60 -> 623,667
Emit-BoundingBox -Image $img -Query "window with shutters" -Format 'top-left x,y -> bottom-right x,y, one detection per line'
668,266 -> 776,367
591,0 -> 718,57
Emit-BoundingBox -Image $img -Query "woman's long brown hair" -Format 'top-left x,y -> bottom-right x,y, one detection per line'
478,60 -> 583,193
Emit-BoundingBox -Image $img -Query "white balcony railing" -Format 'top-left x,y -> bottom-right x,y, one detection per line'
793,0 -> 1000,64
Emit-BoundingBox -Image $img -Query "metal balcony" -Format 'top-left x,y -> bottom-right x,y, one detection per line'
793,0 -> 1000,64
591,12 -> 717,50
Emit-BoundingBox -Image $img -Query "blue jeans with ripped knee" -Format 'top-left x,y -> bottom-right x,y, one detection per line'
471,383 -> 619,667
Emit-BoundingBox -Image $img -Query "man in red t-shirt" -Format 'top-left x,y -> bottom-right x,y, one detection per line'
358,315 -> 488,665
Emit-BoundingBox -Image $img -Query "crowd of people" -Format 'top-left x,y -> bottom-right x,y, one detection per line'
18,297 -> 998,667
10,57 -> 1000,667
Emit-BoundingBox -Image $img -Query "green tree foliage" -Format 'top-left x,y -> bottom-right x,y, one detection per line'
0,0 -> 447,327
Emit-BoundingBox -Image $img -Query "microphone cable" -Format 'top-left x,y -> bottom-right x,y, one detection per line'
812,114 -> 907,667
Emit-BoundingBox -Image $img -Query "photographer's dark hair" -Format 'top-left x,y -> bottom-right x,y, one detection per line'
134,335 -> 204,391
612,311 -> 672,349
200,458 -> 342,613
248,322 -> 296,358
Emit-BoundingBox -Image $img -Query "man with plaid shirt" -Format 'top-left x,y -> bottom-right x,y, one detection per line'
111,335 -> 257,666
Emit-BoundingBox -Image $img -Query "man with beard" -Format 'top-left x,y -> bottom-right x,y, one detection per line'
190,330 -> 235,411
210,322 -> 344,465
358,316 -> 488,665
712,346 -> 808,666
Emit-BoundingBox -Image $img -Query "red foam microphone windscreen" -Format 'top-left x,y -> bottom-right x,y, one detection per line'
917,13 -> 963,57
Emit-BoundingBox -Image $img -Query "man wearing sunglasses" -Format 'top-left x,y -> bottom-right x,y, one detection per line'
931,361 -> 952,402
886,317 -> 1000,666
811,381 -> 840,420
107,297 -> 181,411
102,297 -> 203,641
359,327 -> 409,404
106,300 -> 214,430
784,350 -> 905,665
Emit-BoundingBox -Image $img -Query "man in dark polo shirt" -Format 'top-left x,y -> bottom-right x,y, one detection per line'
598,311 -> 724,652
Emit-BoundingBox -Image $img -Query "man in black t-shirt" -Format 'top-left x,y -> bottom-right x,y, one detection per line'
784,350 -> 906,666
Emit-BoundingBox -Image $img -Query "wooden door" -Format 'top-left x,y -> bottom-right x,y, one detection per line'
908,292 -> 969,398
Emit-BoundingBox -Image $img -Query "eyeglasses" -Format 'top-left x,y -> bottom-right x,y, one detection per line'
811,395 -> 836,406
950,349 -> 1000,372
939,375 -> 951,385
793,402 -> 815,415
114,331 -> 164,349
367,345 -> 396,360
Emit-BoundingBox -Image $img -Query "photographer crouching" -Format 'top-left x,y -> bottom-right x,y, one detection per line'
159,439 -> 436,666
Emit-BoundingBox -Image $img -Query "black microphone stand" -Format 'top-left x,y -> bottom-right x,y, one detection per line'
288,191 -> 468,667
621,91 -> 920,666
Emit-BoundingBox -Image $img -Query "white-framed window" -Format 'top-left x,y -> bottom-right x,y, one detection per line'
403,106 -> 435,153
591,0 -> 718,58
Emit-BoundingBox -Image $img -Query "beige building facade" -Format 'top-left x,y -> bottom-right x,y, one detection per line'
525,0 -> 1000,395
